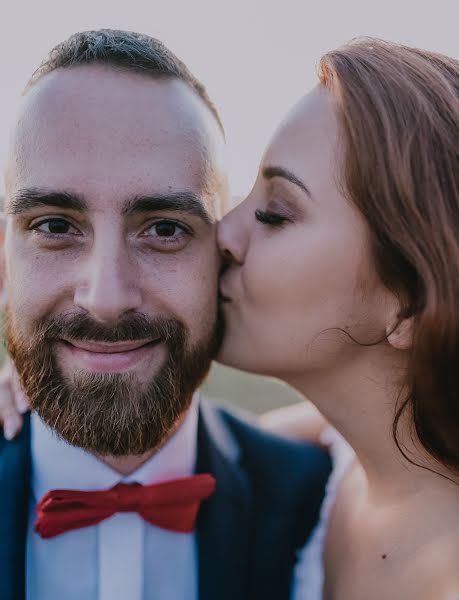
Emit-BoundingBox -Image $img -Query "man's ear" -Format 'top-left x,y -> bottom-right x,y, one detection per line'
386,312 -> 414,350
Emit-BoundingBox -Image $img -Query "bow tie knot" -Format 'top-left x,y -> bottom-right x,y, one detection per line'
110,483 -> 144,512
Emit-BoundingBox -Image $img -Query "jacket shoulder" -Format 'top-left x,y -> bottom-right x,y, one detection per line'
203,400 -> 332,558
202,402 -> 331,521
216,403 -> 331,485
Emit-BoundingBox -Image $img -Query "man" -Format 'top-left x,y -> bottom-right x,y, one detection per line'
0,29 -> 331,600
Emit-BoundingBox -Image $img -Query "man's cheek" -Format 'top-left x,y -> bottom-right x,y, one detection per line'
8,267 -> 60,329
169,279 -> 216,333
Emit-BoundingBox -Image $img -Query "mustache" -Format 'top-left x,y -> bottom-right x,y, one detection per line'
35,312 -> 184,344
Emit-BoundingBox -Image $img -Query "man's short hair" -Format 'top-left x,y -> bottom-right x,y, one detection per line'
26,28 -> 224,133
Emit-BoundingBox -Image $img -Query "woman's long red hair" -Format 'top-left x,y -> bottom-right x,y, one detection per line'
319,39 -> 459,475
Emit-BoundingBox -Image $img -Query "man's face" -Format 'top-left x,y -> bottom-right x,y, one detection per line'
3,65 -> 228,455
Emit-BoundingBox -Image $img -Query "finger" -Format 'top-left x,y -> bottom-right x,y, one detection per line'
0,380 -> 17,415
0,371 -> 23,422
15,390 -> 30,414
11,364 -> 24,395
4,412 -> 23,440
0,357 -> 13,384
8,362 -> 29,413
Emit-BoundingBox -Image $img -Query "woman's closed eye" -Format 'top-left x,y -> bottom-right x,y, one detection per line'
254,208 -> 290,227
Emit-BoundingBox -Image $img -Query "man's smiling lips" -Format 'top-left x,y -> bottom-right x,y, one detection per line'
59,338 -> 163,373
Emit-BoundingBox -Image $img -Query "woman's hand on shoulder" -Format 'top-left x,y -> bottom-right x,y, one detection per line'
259,401 -> 329,449
0,357 -> 29,440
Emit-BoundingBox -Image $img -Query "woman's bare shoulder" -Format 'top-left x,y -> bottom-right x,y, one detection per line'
401,529 -> 459,600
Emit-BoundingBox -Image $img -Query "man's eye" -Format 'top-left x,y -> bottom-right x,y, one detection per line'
145,220 -> 188,238
154,221 -> 179,237
33,218 -> 79,235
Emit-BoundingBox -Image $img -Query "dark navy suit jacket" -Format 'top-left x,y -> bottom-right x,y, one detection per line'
0,400 -> 331,600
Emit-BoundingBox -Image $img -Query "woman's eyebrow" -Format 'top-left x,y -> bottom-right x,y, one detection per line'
262,165 -> 313,200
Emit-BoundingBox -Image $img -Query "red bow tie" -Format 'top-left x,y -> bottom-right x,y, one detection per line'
35,473 -> 216,539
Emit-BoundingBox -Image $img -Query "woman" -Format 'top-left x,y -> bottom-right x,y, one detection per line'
216,38 -> 459,598
1,38 -> 459,598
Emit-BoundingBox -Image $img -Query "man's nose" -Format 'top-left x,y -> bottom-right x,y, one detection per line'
74,241 -> 142,323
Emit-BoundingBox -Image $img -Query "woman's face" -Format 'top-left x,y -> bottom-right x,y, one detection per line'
217,86 -> 391,381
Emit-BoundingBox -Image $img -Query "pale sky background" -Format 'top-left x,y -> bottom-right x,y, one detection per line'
1,0 -> 458,199
1,0 -> 458,411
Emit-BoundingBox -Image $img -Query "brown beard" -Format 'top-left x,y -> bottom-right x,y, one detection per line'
5,307 -> 221,456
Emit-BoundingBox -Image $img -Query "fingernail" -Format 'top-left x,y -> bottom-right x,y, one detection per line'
16,392 -> 30,414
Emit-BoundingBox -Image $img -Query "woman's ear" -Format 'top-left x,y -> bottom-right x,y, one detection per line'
386,313 -> 414,350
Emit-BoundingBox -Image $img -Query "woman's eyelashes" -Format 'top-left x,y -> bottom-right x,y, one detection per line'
254,208 -> 290,227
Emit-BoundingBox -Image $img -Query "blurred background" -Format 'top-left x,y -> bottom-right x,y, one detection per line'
1,0 -> 458,413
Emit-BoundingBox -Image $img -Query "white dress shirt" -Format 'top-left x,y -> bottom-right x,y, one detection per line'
26,397 -> 200,600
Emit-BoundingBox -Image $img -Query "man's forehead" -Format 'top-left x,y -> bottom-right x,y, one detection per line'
6,65 -> 227,214
18,64 -> 218,135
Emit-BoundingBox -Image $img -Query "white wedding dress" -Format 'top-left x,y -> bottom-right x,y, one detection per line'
292,429 -> 355,600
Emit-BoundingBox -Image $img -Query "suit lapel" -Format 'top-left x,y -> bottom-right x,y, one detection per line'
0,404 -> 253,600
0,412 -> 31,600
196,401 -> 253,600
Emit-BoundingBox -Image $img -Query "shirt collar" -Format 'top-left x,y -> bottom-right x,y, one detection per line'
31,394 -> 199,502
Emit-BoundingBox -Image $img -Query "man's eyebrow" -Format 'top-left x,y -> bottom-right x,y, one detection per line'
123,192 -> 213,224
7,189 -> 87,215
262,166 -> 313,199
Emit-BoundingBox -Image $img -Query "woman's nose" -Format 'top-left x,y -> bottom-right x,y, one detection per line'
217,203 -> 248,265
